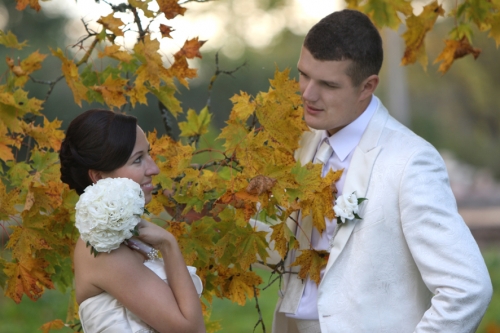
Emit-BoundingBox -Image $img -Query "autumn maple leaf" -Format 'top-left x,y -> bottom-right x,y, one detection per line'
434,37 -> 481,74
291,249 -> 329,285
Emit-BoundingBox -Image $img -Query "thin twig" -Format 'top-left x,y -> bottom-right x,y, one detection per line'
250,265 -> 266,333
206,52 -> 246,111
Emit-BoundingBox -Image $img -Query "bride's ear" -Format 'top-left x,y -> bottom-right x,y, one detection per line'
88,169 -> 103,183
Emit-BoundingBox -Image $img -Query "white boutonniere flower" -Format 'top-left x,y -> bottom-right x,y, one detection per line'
333,191 -> 367,224
75,177 -> 146,255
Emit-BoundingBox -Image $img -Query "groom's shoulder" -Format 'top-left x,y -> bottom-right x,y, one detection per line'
380,114 -> 438,155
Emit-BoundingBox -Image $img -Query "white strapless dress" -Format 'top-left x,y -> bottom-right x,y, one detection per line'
78,259 -> 203,333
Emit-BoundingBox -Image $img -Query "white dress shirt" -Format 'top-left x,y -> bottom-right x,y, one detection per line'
287,96 -> 379,319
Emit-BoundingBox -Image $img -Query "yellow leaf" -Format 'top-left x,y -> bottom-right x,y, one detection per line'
21,116 -> 65,151
0,89 -> 43,132
91,75 -> 128,109
157,0 -> 187,19
179,107 -> 212,137
229,92 -> 255,122
4,257 -> 54,303
0,181 -> 19,220
20,50 -> 47,75
127,82 -> 149,106
401,1 -> 445,69
51,48 -> 88,106
134,35 -> 170,90
128,0 -> 155,18
219,269 -> 262,306
148,132 -> 194,181
98,44 -> 133,63
488,12 -> 500,47
362,0 -> 413,30
291,249 -> 329,285
97,13 -> 125,37
270,221 -> 296,259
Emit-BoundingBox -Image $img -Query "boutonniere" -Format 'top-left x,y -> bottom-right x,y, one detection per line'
333,191 -> 367,224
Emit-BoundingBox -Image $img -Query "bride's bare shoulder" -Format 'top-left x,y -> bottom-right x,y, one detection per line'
74,238 -> 146,303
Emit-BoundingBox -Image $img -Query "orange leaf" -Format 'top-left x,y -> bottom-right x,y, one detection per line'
434,37 -> 481,74
97,13 -> 125,37
160,24 -> 174,38
4,257 -> 54,303
0,122 -> 15,161
290,249 -> 329,285
174,37 -> 206,60
157,0 -> 187,19
169,56 -> 198,88
15,0 -> 41,11
40,319 -> 65,333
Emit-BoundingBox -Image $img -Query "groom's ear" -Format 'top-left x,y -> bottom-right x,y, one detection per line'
359,74 -> 379,100
88,169 -> 103,183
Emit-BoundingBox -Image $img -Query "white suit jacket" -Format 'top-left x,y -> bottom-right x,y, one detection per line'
256,101 -> 492,333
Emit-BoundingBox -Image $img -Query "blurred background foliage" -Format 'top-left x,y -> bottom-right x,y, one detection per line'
1,0 -> 499,331
2,0 -> 499,180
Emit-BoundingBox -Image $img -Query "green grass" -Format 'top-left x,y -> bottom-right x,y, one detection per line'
1,249 -> 499,333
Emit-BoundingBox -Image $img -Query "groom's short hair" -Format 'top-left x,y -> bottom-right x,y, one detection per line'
304,9 -> 383,87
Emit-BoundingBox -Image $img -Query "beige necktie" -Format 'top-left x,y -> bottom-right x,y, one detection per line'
313,140 -> 333,165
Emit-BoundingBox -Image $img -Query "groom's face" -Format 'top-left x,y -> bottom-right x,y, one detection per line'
297,46 -> 369,136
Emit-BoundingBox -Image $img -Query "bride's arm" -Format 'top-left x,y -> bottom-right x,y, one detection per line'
89,220 -> 205,333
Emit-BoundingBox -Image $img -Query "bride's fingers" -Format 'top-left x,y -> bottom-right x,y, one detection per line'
136,219 -> 149,230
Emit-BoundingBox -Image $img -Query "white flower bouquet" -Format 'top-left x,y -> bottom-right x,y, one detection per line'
75,177 -> 146,255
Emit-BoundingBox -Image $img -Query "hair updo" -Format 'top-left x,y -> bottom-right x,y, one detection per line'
59,109 -> 138,195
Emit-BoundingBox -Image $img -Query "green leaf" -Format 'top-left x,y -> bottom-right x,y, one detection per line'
148,84 -> 182,118
0,30 -> 28,49
179,106 -> 212,138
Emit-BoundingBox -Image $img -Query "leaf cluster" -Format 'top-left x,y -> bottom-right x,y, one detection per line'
349,0 -> 500,73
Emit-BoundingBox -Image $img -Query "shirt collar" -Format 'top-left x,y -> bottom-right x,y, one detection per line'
319,95 -> 379,162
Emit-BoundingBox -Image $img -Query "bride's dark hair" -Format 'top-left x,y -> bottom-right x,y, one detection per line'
59,109 -> 138,195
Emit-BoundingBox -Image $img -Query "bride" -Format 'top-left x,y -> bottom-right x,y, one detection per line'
59,109 -> 206,333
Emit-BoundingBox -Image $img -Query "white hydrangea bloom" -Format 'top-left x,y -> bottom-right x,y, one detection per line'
75,177 -> 145,253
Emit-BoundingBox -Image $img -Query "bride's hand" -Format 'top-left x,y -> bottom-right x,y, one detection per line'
135,219 -> 176,249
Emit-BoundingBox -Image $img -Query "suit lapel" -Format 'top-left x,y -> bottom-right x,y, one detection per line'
323,103 -> 389,274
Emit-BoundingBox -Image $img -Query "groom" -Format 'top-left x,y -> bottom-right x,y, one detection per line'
259,9 -> 492,333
